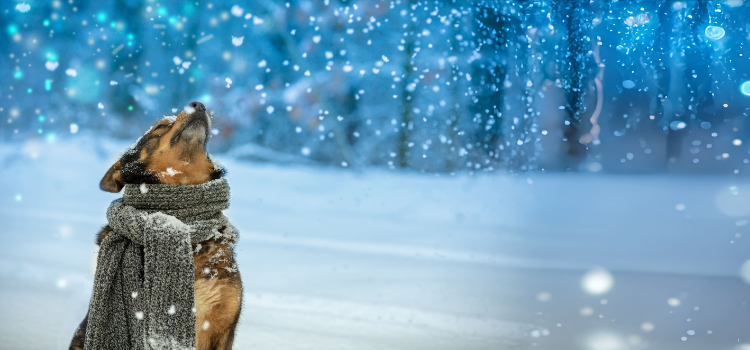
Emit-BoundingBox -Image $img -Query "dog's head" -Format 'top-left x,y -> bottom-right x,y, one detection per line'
100,101 -> 225,192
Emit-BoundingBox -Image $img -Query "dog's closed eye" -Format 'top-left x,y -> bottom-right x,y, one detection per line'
151,124 -> 171,135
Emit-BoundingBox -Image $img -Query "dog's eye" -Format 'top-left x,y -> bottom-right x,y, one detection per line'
153,124 -> 168,131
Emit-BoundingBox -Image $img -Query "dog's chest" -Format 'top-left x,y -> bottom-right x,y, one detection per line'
192,239 -> 237,280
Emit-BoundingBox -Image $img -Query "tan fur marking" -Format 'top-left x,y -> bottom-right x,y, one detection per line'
194,278 -> 241,349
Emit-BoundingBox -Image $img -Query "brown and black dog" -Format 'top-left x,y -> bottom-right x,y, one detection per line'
69,101 -> 242,350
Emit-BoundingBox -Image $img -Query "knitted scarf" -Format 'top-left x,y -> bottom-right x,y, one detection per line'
85,178 -> 235,350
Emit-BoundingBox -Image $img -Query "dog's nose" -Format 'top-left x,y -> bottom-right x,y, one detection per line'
189,101 -> 206,112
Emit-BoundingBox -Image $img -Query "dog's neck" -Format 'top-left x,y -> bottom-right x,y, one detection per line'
121,178 -> 230,222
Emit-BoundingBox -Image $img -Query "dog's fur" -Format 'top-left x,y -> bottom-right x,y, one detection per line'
69,102 -> 242,350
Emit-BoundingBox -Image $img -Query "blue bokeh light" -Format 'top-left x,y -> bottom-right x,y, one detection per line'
705,26 -> 726,40
741,81 -> 750,96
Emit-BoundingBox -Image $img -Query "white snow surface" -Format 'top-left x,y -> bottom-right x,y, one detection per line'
0,137 -> 749,349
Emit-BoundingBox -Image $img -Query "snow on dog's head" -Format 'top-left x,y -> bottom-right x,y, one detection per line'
99,101 -> 225,193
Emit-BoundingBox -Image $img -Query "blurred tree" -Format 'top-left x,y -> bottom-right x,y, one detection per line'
555,0 -> 593,169
654,0 -> 673,166
110,0 -> 143,137
3,0 -> 749,174
471,5 -> 505,170
397,0 -> 417,169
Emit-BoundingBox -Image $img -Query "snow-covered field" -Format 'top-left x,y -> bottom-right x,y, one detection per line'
1,137 -> 749,350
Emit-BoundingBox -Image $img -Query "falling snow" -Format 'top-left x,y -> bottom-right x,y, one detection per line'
231,36 -> 244,47
2,1 -> 750,349
15,3 -> 30,13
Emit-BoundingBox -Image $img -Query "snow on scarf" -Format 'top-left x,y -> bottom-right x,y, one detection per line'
85,178 -> 235,350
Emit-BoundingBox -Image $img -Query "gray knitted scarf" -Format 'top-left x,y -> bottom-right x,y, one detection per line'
85,178 -> 235,350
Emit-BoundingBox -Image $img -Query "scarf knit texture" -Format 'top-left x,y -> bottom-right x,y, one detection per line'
85,178 -> 236,350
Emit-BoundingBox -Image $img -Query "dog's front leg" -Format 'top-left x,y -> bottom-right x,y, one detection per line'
194,278 -> 242,350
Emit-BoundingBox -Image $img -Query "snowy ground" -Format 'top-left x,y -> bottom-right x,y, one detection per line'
1,136 -> 749,350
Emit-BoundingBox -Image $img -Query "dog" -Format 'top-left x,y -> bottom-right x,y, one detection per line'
69,101 -> 242,350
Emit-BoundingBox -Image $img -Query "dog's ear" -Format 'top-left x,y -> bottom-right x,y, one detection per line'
100,160 -> 124,193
